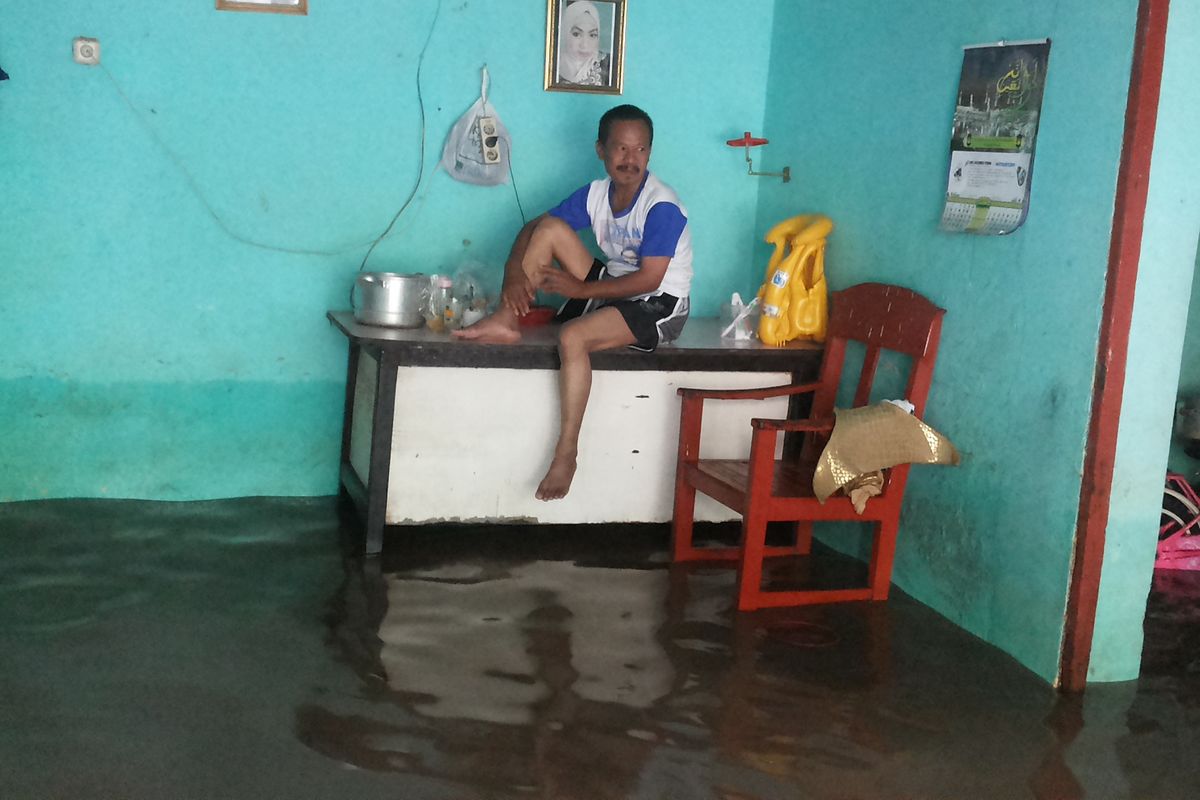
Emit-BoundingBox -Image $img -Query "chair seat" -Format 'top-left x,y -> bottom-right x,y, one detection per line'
695,458 -> 817,498
686,458 -> 893,521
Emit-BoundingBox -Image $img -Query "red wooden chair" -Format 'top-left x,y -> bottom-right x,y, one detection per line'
671,283 -> 946,610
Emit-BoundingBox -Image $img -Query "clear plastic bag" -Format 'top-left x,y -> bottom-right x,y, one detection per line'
440,67 -> 511,186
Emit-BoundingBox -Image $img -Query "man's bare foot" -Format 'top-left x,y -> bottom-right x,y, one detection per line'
451,312 -> 521,343
535,453 -> 577,501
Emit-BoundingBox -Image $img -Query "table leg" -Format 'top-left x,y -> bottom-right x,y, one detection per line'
364,350 -> 398,556
338,342 -> 361,497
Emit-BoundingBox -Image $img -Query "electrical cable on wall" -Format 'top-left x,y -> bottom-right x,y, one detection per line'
506,138 -> 526,226
96,2 -> 442,258
101,66 -> 341,256
77,0 -> 530,266
358,0 -> 442,270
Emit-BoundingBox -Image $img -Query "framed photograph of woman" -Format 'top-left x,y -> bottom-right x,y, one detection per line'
544,0 -> 625,94
216,0 -> 307,15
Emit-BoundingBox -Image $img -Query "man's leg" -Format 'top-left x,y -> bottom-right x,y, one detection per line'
454,216 -> 593,342
537,306 -> 637,501
520,216 -> 595,286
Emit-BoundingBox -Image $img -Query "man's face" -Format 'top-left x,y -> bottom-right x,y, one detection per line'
596,119 -> 651,192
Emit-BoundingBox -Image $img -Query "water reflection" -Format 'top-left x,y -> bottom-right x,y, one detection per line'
306,527 -> 987,799
2,500 -> 1196,799
375,561 -> 674,724
307,526 -> 1194,798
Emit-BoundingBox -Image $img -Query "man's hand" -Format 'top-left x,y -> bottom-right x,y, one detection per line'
501,276 -> 536,317
537,267 -> 590,299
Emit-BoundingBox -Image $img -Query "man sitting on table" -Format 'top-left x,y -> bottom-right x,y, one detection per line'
453,104 -> 693,501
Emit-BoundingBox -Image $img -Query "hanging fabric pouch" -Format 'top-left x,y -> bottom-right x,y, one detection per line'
441,66 -> 511,186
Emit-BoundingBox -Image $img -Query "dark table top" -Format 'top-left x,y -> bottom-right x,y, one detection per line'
326,311 -> 823,372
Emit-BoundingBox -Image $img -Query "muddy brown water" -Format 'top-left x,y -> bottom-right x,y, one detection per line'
1,498 -> 1196,799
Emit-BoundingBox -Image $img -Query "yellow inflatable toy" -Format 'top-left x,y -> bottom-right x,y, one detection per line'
757,214 -> 833,346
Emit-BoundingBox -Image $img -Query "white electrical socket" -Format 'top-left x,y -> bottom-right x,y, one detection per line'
73,37 -> 100,66
478,116 -> 501,165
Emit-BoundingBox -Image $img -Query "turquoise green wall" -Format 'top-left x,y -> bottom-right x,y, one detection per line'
1166,249 -> 1200,484
759,0 -> 1139,683
1093,2 -> 1200,681
0,1 -> 773,501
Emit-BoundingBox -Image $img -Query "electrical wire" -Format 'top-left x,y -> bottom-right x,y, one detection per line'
505,138 -> 526,227
102,65 -> 355,256
358,0 -> 442,270
97,2 -> 443,259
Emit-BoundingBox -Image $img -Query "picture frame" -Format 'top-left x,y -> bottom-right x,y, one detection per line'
216,0 -> 308,15
544,0 -> 625,95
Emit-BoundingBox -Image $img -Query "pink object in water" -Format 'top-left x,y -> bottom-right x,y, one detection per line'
1156,472 -> 1200,571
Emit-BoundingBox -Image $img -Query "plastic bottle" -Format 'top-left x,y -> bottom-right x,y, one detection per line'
427,275 -> 455,332
453,268 -> 489,328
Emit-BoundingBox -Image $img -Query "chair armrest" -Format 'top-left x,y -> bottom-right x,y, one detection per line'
751,415 -> 835,433
677,381 -> 821,402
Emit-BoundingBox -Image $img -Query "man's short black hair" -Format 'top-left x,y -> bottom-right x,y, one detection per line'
598,104 -> 653,146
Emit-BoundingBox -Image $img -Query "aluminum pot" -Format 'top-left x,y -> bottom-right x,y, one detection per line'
352,272 -> 427,328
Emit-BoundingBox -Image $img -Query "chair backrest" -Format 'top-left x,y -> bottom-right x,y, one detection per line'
808,283 -> 946,421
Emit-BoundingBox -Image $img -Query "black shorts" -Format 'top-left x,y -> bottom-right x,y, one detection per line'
554,260 -> 691,352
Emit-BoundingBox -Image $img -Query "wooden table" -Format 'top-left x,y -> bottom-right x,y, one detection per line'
327,311 -> 823,554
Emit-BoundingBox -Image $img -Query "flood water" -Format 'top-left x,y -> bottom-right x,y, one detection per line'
1,497 -> 1197,799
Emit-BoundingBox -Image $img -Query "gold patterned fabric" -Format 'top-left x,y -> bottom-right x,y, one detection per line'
813,402 -> 959,508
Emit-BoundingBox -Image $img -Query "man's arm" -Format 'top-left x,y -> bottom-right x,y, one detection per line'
537,255 -> 669,301
539,197 -> 686,300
